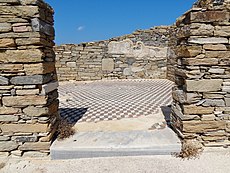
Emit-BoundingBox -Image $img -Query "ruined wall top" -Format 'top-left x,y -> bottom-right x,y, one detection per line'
55,25 -> 171,81
0,0 -> 53,9
0,0 -> 54,27
193,0 -> 229,8
57,26 -> 172,48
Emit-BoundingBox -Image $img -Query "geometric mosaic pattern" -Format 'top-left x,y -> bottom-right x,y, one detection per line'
59,79 -> 174,124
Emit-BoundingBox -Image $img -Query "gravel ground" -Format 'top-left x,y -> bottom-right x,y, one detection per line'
1,149 -> 230,173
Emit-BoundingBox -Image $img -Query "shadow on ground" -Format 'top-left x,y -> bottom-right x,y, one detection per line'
161,106 -> 172,127
59,108 -> 88,125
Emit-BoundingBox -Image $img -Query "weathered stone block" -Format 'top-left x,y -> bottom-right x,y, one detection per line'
66,62 -> 76,68
0,76 -> 9,85
225,98 -> 230,107
223,82 -> 230,86
183,105 -> 214,115
204,141 -> 230,147
0,0 -> 20,4
186,92 -> 202,103
13,25 -> 32,32
203,131 -> 226,137
182,58 -> 219,65
216,114 -> 230,120
10,74 -> 52,85
0,152 -> 9,157
0,49 -> 44,63
0,6 -> 39,18
11,150 -> 22,157
31,18 -> 54,36
123,68 -> 132,76
203,44 -> 227,51
41,81 -> 58,95
0,141 -> 18,152
0,124 -> 49,133
0,31 -> 41,39
16,89 -> 40,95
19,0 -> 41,5
222,86 -> 230,92
102,58 -> 114,71
0,38 -> 15,47
2,95 -> 47,107
208,68 -> 225,74
214,26 -> 230,37
190,23 -> 214,36
39,123 -> 57,142
183,121 -> 226,133
126,57 -> 136,65
0,85 -> 14,90
190,11 -> 229,23
0,115 -> 19,122
19,142 -> 50,151
23,106 -> 49,117
12,136 -> 38,142
186,79 -> 223,92
0,136 -> 10,142
108,40 -> 132,54
0,23 -> 11,32
205,51 -> 230,59
24,63 -> 55,75
172,89 -> 186,103
0,107 -> 20,115
202,99 -> 225,107
202,136 -> 226,141
0,64 -> 23,72
201,114 -> 216,121
203,93 -> 224,99
188,37 -> 228,44
216,107 -> 230,113
15,37 -> 42,46
177,45 -> 202,57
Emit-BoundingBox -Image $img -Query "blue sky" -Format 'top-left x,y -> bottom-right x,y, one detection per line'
45,0 -> 197,45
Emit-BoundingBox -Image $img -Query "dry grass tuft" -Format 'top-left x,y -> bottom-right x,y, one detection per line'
173,140 -> 203,160
57,119 -> 75,140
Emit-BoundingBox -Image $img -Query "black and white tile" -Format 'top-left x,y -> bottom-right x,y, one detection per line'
59,79 -> 174,123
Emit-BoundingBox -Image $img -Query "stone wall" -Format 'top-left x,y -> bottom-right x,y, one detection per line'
1,0 -> 229,159
166,26 -> 177,82
0,0 -> 59,157
55,26 -> 172,81
171,0 -> 230,147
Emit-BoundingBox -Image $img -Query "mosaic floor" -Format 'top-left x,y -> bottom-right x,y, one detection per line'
59,79 -> 174,124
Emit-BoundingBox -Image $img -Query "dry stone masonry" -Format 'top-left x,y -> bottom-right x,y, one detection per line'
171,0 -> 230,147
0,0 -> 59,157
55,26 -> 171,81
1,0 -> 230,158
